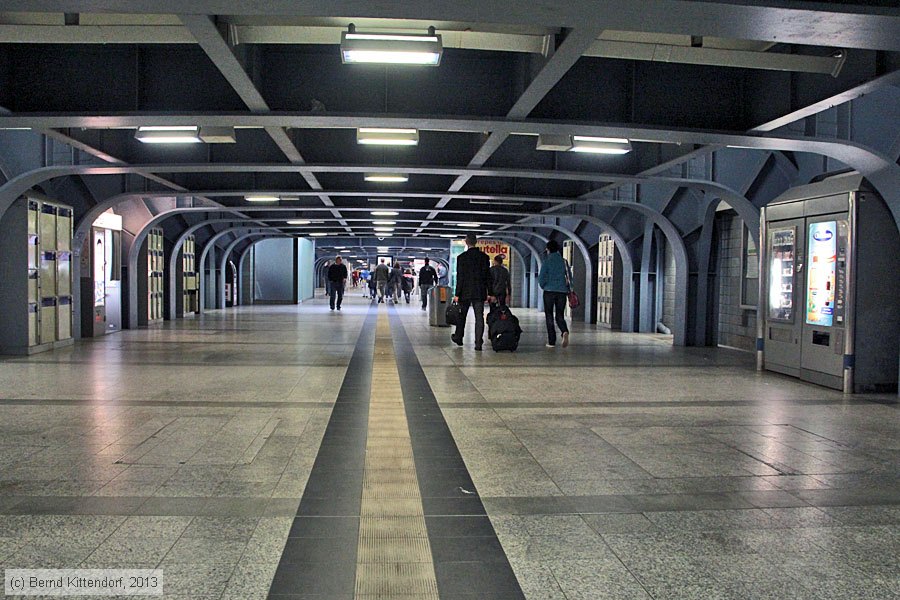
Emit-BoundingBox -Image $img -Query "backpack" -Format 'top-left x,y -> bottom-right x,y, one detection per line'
487,304 -> 522,352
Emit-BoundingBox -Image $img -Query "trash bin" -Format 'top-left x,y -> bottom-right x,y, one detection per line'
429,285 -> 452,327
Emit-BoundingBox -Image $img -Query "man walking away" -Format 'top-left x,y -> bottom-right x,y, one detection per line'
538,240 -> 571,348
452,233 -> 493,351
389,262 -> 403,304
490,254 -> 512,306
374,259 -> 390,303
327,255 -> 348,311
418,258 -> 438,311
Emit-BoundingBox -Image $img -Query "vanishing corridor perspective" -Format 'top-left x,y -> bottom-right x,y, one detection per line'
0,1 -> 899,598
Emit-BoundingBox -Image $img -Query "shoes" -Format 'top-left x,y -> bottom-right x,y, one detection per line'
330,307 -> 334,311
561,332 -> 569,348
337,307 -> 341,311
421,306 -> 426,311
474,345 -> 482,352
451,335 -> 463,347
546,343 -> 556,348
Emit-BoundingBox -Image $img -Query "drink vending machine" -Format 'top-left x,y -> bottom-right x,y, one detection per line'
758,174 -> 899,393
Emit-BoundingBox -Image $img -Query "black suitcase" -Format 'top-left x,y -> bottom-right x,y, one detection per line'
488,304 -> 522,352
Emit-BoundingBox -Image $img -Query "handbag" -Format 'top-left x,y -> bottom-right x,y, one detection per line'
445,301 -> 462,326
563,260 -> 580,309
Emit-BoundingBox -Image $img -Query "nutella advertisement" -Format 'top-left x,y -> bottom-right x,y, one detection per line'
476,240 -> 510,269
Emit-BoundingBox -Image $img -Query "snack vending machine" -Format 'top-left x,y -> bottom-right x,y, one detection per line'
759,175 -> 899,393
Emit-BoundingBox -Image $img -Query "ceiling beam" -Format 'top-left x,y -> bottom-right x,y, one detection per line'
178,13 -> 351,232
6,1 -> 899,51
421,26 -> 607,230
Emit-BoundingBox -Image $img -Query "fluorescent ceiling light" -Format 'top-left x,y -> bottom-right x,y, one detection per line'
357,128 -> 419,146
456,223 -> 480,227
135,125 -> 201,144
570,136 -> 632,154
377,234 -> 393,237
286,220 -> 310,225
372,221 -> 396,225
365,173 -> 409,183
470,200 -> 523,206
341,29 -> 442,66
334,246 -> 346,249
368,198 -> 404,202
536,134 -> 632,154
310,233 -> 328,237
440,234 -> 456,238
374,227 -> 395,232
340,250 -> 351,253
245,195 -> 280,202
371,211 -> 400,216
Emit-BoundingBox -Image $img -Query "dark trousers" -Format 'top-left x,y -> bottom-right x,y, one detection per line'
495,293 -> 507,306
329,282 -> 345,309
420,284 -> 433,309
454,300 -> 485,347
543,291 -> 569,345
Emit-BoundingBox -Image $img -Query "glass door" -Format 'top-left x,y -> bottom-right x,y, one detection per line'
768,226 -> 797,322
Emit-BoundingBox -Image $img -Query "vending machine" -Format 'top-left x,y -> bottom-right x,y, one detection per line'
759,174 -> 899,393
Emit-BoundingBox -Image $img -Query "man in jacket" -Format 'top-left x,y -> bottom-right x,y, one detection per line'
490,254 -> 512,306
389,262 -> 403,304
327,255 -> 348,311
374,259 -> 390,303
418,258 -> 438,311
537,240 -> 571,347
452,234 -> 493,351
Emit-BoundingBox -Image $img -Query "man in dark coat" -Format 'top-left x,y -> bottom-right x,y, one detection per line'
452,234 -> 493,351
326,256 -> 348,311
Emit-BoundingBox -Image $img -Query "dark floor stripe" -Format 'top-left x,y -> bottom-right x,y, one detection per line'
388,309 -> 526,600
268,307 -> 377,600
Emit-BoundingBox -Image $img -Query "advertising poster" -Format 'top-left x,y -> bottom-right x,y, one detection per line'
449,240 -> 465,292
476,240 -> 511,269
806,221 -> 837,326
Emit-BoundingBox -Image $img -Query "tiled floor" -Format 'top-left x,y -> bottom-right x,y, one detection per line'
0,293 -> 897,599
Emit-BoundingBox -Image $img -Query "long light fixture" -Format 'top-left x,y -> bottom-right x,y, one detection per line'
571,136 -> 633,154
440,234 -> 456,238
470,200 -> 523,206
357,128 -> 419,146
536,134 -> 632,155
365,174 -> 409,183
310,233 -> 328,237
341,25 -> 442,66
456,223 -> 481,227
135,126 -> 201,144
246,195 -> 280,203
374,227 -> 395,232
287,220 -> 310,225
372,221 -> 396,225
368,198 -> 404,203
371,211 -> 400,216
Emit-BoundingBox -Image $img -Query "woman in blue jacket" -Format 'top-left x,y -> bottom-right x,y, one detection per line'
538,240 -> 571,348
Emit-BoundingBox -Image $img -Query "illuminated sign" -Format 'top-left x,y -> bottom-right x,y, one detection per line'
806,221 -> 837,326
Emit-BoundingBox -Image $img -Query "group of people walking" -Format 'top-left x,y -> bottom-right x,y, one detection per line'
325,234 -> 573,349
452,233 -> 570,350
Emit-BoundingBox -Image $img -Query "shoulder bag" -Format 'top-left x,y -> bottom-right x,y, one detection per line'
563,260 -> 580,309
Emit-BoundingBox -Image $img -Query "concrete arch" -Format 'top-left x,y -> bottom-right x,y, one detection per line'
120,205 -> 679,338
236,235 -> 286,307
199,228 -> 288,313
167,218 -> 276,319
515,211 -> 688,344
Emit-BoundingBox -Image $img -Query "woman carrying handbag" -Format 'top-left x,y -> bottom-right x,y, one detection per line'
537,240 -> 572,348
